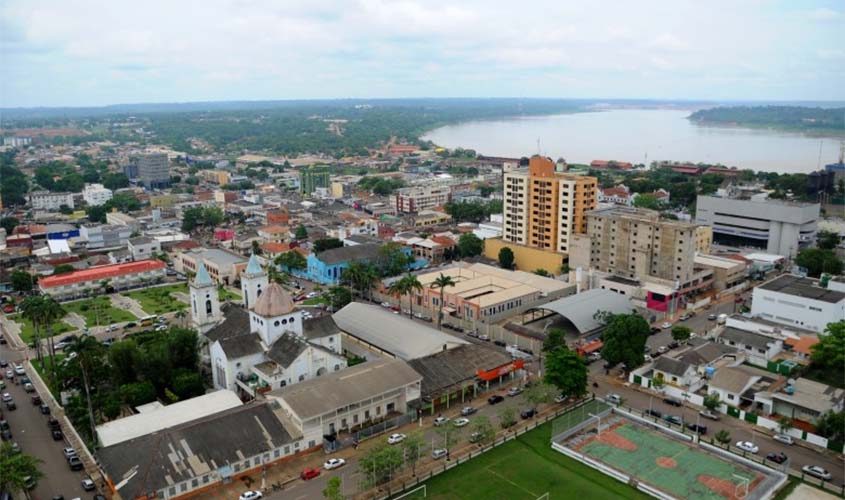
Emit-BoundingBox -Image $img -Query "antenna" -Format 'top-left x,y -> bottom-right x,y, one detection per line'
839,139 -> 844,164
537,137 -> 541,156
817,140 -> 823,169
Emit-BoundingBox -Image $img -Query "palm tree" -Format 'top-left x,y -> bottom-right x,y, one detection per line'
174,309 -> 188,327
39,297 -> 67,383
342,262 -> 379,302
20,296 -> 46,361
432,273 -> 456,330
399,274 -> 423,319
68,334 -> 104,444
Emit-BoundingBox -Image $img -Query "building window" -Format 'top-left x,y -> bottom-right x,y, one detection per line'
275,320 -> 280,327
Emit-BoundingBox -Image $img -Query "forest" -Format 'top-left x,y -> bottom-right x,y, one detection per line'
688,106 -> 845,133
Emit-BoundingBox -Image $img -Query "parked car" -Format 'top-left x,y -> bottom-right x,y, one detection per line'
605,394 -> 622,405
650,327 -> 661,335
707,313 -> 717,321
645,409 -> 662,418
662,397 -> 682,407
1,429 -> 11,441
40,403 -> 50,414
657,346 -> 669,354
766,452 -> 788,464
663,415 -> 682,426
773,434 -> 794,445
520,408 -> 537,419
30,394 -> 41,405
431,448 -> 448,460
380,302 -> 391,308
668,341 -> 680,349
63,447 -> 78,459
554,394 -> 568,404
460,406 -> 477,416
0,360 -> 7,367
0,420 -> 8,430
735,441 -> 759,454
469,432 -> 483,443
507,387 -> 523,397
5,401 -> 15,411
493,340 -> 507,347
802,465 -> 832,481
23,383 -> 34,393
487,395 -> 505,405
679,313 -> 691,321
453,417 -> 470,427
14,365 -> 25,376
661,322 -> 672,329
1,393 -> 11,403
323,458 -> 346,470
433,416 -> 449,426
300,468 -> 321,480
81,479 -> 96,491
699,410 -> 720,421
686,423 -> 707,434
387,433 -> 406,445
48,417 -> 61,430
478,334 -> 490,341
125,322 -> 137,328
52,429 -> 63,441
67,456 -> 84,470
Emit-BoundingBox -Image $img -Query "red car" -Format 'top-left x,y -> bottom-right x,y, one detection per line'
301,468 -> 320,480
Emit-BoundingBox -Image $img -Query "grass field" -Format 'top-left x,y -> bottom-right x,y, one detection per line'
218,288 -> 241,302
63,297 -> 137,326
123,284 -> 189,315
7,314 -> 76,343
400,419 -> 649,500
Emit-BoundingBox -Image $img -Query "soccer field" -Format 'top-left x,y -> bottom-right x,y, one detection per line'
398,419 -> 649,500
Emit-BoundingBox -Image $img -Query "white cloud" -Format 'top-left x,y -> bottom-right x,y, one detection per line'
807,7 -> 840,21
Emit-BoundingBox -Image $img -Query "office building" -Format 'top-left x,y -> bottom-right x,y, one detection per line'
576,206 -> 698,283
695,193 -> 819,257
502,156 -> 597,253
395,184 -> 452,213
751,274 -> 845,334
80,224 -> 132,249
82,183 -> 113,206
137,153 -> 171,189
30,191 -> 75,211
175,248 -> 248,286
299,166 -> 331,195
39,259 -> 166,300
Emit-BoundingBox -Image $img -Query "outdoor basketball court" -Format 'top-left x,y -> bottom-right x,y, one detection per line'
554,407 -> 784,500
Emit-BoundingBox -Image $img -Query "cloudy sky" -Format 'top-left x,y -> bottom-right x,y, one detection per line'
2,0 -> 843,107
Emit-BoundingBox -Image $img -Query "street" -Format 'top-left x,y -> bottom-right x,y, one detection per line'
1,348 -> 95,499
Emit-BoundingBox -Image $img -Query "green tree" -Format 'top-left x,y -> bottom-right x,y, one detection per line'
322,476 -> 344,500
543,327 -> 566,352
120,381 -> 157,407
326,286 -> 353,311
10,269 -> 34,292
715,430 -> 731,446
703,393 -> 722,412
166,327 -> 200,371
86,204 -> 108,223
295,224 -> 308,240
68,334 -> 106,442
388,273 -> 423,318
533,268 -> 551,277
498,247 -> 514,269
314,238 -> 344,253
525,382 -> 559,405
0,216 -> 20,234
796,248 -> 843,277
469,415 -> 495,445
102,172 -> 130,190
275,250 -> 307,271
435,421 -> 463,451
0,161 -> 30,206
359,441 -> 404,487
457,232 -> 483,258
600,313 -> 650,373
671,325 -> 692,343
817,230 -> 841,250
401,432 -> 427,476
498,406 -> 517,429
544,347 -> 588,397
52,263 -> 76,275
814,411 -> 845,442
777,416 -> 794,435
0,442 -> 43,495
341,262 -> 379,302
108,340 -> 140,386
810,321 -> 845,375
378,242 -> 414,277
172,370 -> 205,400
632,193 -> 661,210
432,273 -> 456,330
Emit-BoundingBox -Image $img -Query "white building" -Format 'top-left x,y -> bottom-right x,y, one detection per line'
38,259 -> 166,300
716,327 -> 783,368
30,191 -> 75,211
80,224 -> 131,249
82,183 -> 113,206
751,274 -> 845,334
189,263 -> 223,333
127,236 -> 162,261
708,366 -> 762,407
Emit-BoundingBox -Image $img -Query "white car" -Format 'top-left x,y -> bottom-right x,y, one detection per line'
735,441 -> 759,454
14,365 -> 25,376
431,448 -> 448,460
380,302 -> 391,308
63,447 -> 78,459
323,458 -> 346,470
802,465 -> 832,481
507,387 -> 523,397
1,393 -> 11,402
773,434 -> 794,445
606,393 -> 622,405
453,417 -> 470,427
433,416 -> 449,426
554,394 -> 568,404
239,491 -> 263,500
661,322 -> 673,329
387,433 -> 406,445
657,346 -> 668,354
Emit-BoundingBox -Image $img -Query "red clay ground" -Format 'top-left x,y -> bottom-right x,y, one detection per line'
699,473 -> 765,500
573,422 -> 638,452
655,457 -> 677,468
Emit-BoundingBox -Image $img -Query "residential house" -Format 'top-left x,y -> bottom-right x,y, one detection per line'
175,248 -> 248,285
708,366 -> 762,408
652,357 -> 697,388
128,236 -> 162,261
757,378 -> 844,424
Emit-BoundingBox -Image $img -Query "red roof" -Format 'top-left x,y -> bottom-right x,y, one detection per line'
600,186 -> 631,197
173,240 -> 200,250
785,337 -> 819,356
670,165 -> 703,174
261,242 -> 291,254
431,236 -> 456,246
40,259 -> 166,288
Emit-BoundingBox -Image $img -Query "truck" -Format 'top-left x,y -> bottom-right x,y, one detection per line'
717,313 -> 727,325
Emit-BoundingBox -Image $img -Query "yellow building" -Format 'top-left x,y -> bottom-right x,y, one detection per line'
483,238 -> 567,275
414,210 -> 452,228
331,181 -> 346,199
503,156 -> 597,254
149,194 -> 178,208
695,225 -> 713,254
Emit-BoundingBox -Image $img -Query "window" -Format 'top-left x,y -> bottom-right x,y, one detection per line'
191,479 -> 199,488
274,320 -> 280,327
727,394 -> 734,400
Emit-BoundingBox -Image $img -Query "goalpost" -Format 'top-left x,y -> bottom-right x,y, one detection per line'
732,474 -> 750,500
535,493 -> 550,500
393,484 -> 427,499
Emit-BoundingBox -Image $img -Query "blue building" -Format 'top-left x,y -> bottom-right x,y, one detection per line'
293,243 -> 425,284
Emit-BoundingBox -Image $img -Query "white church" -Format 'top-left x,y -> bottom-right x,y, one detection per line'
191,254 -> 347,397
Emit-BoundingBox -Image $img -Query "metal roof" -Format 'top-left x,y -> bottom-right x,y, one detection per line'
537,289 -> 635,334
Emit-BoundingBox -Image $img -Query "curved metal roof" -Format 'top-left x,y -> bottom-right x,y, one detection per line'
537,289 -> 635,333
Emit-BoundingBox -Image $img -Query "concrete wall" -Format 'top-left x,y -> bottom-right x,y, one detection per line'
483,238 -> 566,274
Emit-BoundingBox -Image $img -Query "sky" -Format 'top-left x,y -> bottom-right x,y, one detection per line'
2,0 -> 844,107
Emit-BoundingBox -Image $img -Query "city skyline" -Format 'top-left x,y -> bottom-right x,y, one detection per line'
2,0 -> 844,107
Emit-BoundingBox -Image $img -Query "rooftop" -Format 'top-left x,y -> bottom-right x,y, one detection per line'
694,254 -> 746,270
95,390 -> 243,447
719,327 -> 780,351
537,289 -> 635,334
253,282 -> 296,317
407,344 -> 513,398
770,378 -> 845,414
710,366 -> 760,394
269,358 -> 421,419
187,248 -> 248,266
316,243 -> 382,265
39,259 -> 165,288
332,302 -> 469,360
757,274 -> 845,304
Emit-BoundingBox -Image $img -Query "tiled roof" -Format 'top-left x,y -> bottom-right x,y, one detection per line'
39,259 -> 165,288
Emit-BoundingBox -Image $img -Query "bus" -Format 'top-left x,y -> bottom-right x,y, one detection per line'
140,315 -> 158,327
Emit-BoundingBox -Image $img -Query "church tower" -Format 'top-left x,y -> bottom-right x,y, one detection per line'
190,263 -> 221,332
241,253 -> 268,310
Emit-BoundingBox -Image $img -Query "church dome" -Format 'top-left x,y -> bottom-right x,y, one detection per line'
252,282 -> 296,317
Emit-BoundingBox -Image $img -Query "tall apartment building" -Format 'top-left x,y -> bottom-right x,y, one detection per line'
502,156 -> 597,253
395,184 -> 452,213
581,206 -> 697,283
695,193 -> 819,257
137,153 -> 171,189
299,166 -> 331,195
30,191 -> 75,211
82,183 -> 113,206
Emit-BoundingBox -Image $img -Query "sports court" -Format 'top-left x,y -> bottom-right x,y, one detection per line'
558,412 -> 778,500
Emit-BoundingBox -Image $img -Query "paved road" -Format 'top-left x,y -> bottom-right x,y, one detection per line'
1,349 -> 96,499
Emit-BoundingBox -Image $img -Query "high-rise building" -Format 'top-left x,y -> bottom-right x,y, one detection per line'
137,153 -> 171,189
502,156 -> 597,253
299,166 -> 331,195
578,206 -> 698,283
395,184 -> 452,213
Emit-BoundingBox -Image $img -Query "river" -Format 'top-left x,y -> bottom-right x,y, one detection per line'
422,109 -> 843,174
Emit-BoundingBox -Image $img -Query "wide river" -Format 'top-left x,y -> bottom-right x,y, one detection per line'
422,109 -> 843,174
